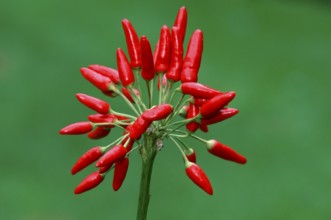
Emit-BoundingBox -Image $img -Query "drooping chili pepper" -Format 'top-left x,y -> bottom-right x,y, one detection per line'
142,104 -> 173,121
200,92 -> 236,118
166,27 -> 183,82
76,93 -> 110,114
181,29 -> 203,82
186,103 -> 200,133
184,148 -> 196,163
59,122 -> 93,135
173,6 -> 187,44
121,87 -> 140,103
74,172 -> 104,194
122,19 -> 141,68
117,48 -> 135,87
201,108 -> 239,125
113,157 -> 129,191
154,25 -> 171,73
88,114 -> 116,128
180,82 -> 222,99
88,126 -> 111,139
206,140 -> 247,164
88,64 -> 120,84
80,68 -> 112,92
185,161 -> 213,195
96,145 -> 127,167
71,146 -> 105,175
129,115 -> 152,140
140,35 -> 155,81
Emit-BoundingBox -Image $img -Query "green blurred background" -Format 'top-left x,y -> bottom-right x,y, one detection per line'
1,0 -> 331,219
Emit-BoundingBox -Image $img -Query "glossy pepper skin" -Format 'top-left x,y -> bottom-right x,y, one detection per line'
74,172 -> 104,194
59,122 -> 93,135
184,148 -> 197,163
154,25 -> 171,73
113,157 -> 129,191
122,19 -> 141,68
186,103 -> 200,133
166,27 -> 183,82
201,108 -> 239,125
174,6 -> 187,44
71,146 -> 104,175
129,115 -> 152,140
200,92 -> 236,118
96,145 -> 127,167
185,162 -> 213,195
140,35 -> 155,81
142,104 -> 173,121
117,48 -> 135,87
76,93 -> 110,114
88,64 -> 120,84
181,82 -> 221,99
206,140 -> 247,164
88,126 -> 111,139
181,29 -> 203,82
80,68 -> 112,92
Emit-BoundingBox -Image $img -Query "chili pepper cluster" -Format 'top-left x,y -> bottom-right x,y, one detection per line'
60,7 -> 247,195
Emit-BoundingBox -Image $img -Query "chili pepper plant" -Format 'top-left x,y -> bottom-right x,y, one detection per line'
60,6 -> 247,220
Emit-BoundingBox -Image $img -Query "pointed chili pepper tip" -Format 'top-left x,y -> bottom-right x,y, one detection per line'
206,140 -> 247,164
59,122 -> 93,135
185,162 -> 213,195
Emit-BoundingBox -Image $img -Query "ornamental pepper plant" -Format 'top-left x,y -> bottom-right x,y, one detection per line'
60,6 -> 247,220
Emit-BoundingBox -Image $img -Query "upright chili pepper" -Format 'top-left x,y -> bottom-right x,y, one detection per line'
71,146 -> 105,175
74,172 -> 104,194
185,161 -> 213,195
88,64 -> 120,84
117,48 -> 135,87
173,6 -> 187,44
154,25 -> 171,73
113,157 -> 129,191
186,103 -> 200,133
181,82 -> 222,99
140,35 -> 155,81
200,92 -> 236,118
122,19 -> 141,68
206,140 -> 247,164
59,122 -> 93,135
201,108 -> 239,125
181,30 -> 203,82
80,68 -> 112,92
96,145 -> 127,167
76,93 -> 110,114
166,27 -> 183,82
129,115 -> 152,140
88,126 -> 111,140
142,104 -> 173,121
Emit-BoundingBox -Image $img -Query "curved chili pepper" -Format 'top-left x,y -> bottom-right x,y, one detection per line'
88,64 -> 120,84
166,27 -> 183,82
76,93 -> 110,114
74,172 -> 104,194
201,108 -> 238,125
206,140 -> 247,164
129,115 -> 152,140
140,35 -> 155,81
181,82 -> 222,99
184,148 -> 196,163
122,19 -> 141,68
174,6 -> 187,44
59,122 -> 93,135
186,103 -> 200,133
181,29 -> 203,82
96,145 -> 127,167
185,161 -> 213,195
200,92 -> 236,118
88,114 -> 116,128
117,48 -> 135,87
80,67 -> 112,92
122,87 -> 140,103
154,25 -> 171,73
113,157 -> 129,191
142,104 -> 173,121
88,126 -> 111,140
71,146 -> 105,175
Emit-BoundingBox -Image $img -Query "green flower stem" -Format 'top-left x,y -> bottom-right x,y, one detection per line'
136,134 -> 157,220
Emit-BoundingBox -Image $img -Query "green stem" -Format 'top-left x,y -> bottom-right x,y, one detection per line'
136,134 -> 157,220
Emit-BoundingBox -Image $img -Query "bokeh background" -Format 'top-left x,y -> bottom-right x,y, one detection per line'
1,0 -> 331,219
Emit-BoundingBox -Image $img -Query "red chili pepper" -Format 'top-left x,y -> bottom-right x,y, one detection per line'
174,6 -> 187,44
184,148 -> 196,163
153,40 -> 159,64
206,140 -> 247,164
113,157 -> 129,191
122,19 -> 141,68
121,87 -> 140,103
200,92 -> 236,118
71,146 -> 105,175
142,104 -> 173,121
186,103 -> 200,133
99,163 -> 113,174
201,108 -> 238,125
117,48 -> 135,87
185,162 -> 213,195
194,98 -> 207,106
179,105 -> 189,118
121,125 -> 134,151
59,122 -> 93,135
80,68 -> 112,92
88,126 -> 111,140
96,145 -> 127,167
199,123 -> 208,133
74,172 -> 104,194
181,29 -> 203,82
88,64 -> 120,84
88,114 -> 116,128
166,27 -> 183,82
181,82 -> 221,99
154,25 -> 171,73
140,35 -> 155,81
114,114 -> 129,122
76,93 -> 110,114
129,115 -> 152,140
